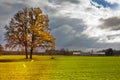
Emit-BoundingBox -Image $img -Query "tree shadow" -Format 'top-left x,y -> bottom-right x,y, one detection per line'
0,58 -> 32,63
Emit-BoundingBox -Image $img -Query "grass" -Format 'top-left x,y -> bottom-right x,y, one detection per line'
0,55 -> 120,80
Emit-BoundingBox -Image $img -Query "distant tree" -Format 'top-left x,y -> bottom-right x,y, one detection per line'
59,48 -> 72,55
5,7 -> 55,59
60,48 -> 65,55
0,44 -> 4,55
105,48 -> 113,56
0,44 -> 3,51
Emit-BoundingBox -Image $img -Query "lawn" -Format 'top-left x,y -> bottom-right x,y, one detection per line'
0,55 -> 120,80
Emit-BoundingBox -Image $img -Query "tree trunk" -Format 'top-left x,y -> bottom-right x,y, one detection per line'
25,46 -> 28,59
30,34 -> 35,59
30,47 -> 33,59
24,23 -> 28,59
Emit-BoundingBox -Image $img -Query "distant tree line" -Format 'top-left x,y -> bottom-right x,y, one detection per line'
101,48 -> 120,56
1,46 -> 120,56
45,48 -> 72,55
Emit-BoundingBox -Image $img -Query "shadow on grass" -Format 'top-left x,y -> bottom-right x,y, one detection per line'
0,58 -> 32,63
0,56 -> 55,63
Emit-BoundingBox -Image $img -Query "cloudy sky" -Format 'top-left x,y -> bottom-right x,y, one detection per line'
0,0 -> 120,51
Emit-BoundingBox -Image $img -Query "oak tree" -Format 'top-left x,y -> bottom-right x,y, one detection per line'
5,7 -> 55,59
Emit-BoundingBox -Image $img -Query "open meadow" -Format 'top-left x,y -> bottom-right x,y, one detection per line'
0,55 -> 120,80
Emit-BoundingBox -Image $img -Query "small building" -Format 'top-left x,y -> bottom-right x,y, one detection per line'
73,52 -> 81,55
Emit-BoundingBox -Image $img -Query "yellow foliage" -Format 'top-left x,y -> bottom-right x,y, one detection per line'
5,7 -> 55,51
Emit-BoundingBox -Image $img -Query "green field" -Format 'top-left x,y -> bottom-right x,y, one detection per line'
0,55 -> 120,80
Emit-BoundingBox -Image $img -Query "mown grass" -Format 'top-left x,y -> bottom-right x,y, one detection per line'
0,55 -> 52,80
0,55 -> 120,80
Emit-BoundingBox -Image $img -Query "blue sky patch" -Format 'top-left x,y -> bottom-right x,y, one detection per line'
91,0 -> 119,9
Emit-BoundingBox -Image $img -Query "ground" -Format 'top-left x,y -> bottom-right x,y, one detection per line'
0,55 -> 120,80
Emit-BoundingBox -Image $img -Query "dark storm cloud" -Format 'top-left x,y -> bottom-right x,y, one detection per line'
43,5 -> 59,15
50,16 -> 92,50
95,42 -> 120,50
99,17 -> 120,30
0,1 -> 29,25
50,17 -> 85,31
65,35 -> 120,51
48,0 -> 80,4
63,35 -> 98,50
0,1 -> 28,13
0,0 -> 29,45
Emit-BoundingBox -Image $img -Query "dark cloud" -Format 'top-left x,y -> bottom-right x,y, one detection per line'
65,35 -> 120,51
64,35 -> 98,50
0,0 -> 30,45
43,5 -> 59,15
50,16 -> 91,50
48,0 -> 80,4
99,17 -> 120,30
95,42 -> 120,50
0,1 -> 29,25
50,17 -> 85,30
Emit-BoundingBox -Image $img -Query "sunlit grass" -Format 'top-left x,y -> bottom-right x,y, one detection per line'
0,55 -> 52,80
0,55 -> 120,80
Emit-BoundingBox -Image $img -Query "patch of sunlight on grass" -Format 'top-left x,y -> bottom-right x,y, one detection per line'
0,55 -> 52,80
23,64 -> 26,68
31,60 -> 34,62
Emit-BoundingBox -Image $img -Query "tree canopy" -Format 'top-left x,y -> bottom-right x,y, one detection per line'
5,7 -> 55,59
